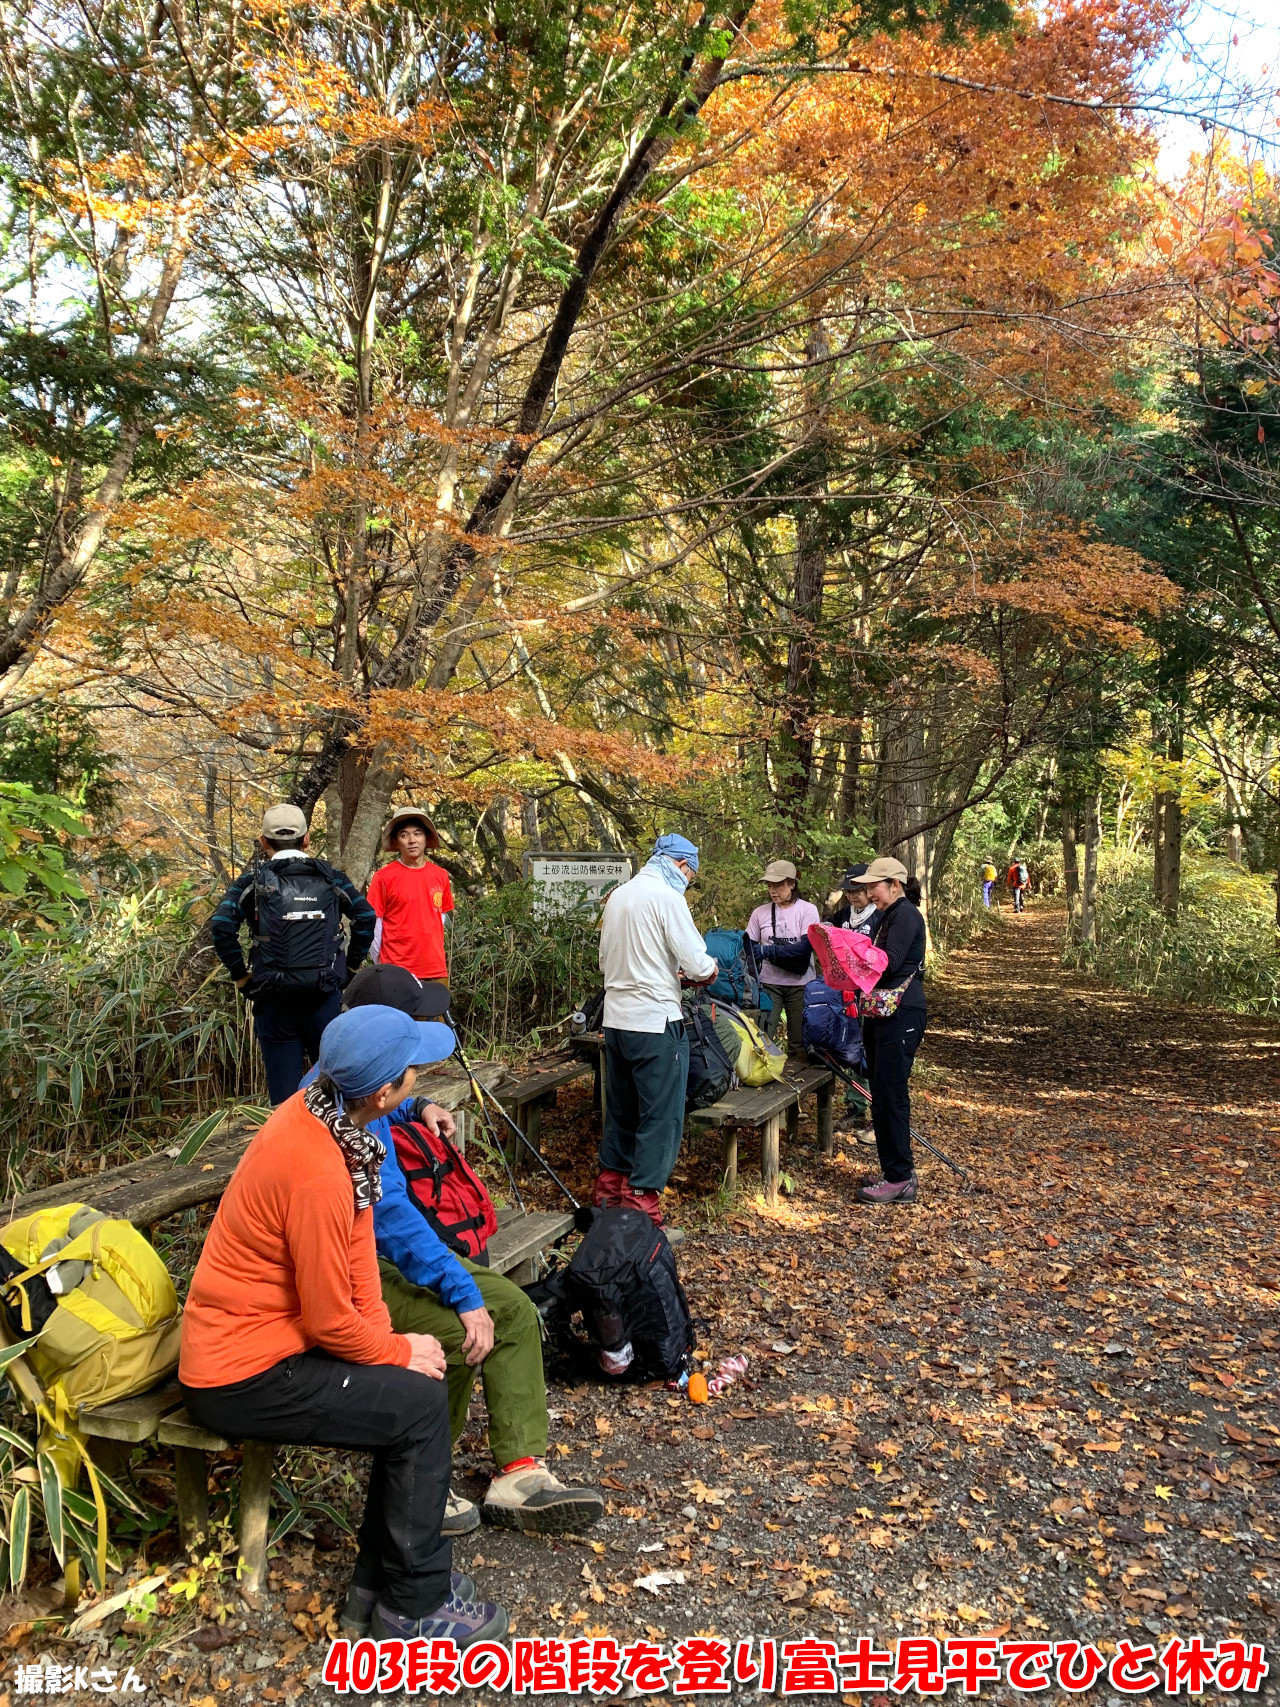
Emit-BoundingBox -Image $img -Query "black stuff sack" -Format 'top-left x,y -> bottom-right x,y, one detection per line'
526,1207 -> 694,1382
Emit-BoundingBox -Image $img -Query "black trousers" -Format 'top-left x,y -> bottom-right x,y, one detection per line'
183,1350 -> 451,1617
863,1002 -> 926,1184
251,986 -> 343,1104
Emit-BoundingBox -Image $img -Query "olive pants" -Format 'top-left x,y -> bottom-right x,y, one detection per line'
379,1257 -> 548,1470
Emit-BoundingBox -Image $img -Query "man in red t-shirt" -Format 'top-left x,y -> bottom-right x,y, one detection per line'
368,807 -> 454,980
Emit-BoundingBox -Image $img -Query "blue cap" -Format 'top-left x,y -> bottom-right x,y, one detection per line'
316,1005 -> 456,1099
653,832 -> 699,872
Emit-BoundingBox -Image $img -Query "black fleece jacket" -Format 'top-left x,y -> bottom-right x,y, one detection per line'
870,897 -> 926,1008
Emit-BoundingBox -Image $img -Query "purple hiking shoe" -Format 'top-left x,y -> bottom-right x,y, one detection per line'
855,1175 -> 918,1205
370,1588 -> 509,1648
340,1572 -> 476,1636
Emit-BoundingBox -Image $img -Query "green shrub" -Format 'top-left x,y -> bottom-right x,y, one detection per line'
1065,850 -> 1280,1014
447,880 -> 602,1054
0,886 -> 257,1193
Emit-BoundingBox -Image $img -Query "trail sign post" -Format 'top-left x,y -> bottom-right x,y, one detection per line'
523,852 -> 634,918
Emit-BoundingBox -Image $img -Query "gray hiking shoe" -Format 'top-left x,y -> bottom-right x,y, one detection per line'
855,1175 -> 918,1205
370,1589 -> 508,1648
483,1462 -> 605,1534
340,1572 -> 475,1636
443,1487 -> 481,1535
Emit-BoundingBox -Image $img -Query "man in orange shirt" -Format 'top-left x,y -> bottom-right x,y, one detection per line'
367,807 -> 453,981
179,1004 -> 507,1646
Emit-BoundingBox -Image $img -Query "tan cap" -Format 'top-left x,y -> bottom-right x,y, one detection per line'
762,859 -> 798,884
863,856 -> 909,885
382,806 -> 441,852
261,803 -> 308,840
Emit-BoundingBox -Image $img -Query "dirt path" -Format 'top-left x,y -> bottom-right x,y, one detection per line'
17,906 -> 1276,1701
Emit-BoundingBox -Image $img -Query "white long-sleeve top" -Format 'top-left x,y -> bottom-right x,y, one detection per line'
599,866 -> 718,1032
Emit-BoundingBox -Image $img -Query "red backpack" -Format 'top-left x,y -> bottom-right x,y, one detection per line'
389,1118 -> 499,1261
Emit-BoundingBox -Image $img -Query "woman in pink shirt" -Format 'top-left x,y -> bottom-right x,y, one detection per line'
745,860 -> 819,1053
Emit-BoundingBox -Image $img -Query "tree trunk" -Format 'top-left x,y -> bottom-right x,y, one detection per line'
1080,792 -> 1101,945
840,721 -> 863,830
1062,797 -> 1080,940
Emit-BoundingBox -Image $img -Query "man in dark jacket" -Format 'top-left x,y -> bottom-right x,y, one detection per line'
211,804 -> 376,1102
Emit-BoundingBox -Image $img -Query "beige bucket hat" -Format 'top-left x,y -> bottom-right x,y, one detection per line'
762,859 -> 798,884
862,856 -> 909,885
382,806 -> 441,852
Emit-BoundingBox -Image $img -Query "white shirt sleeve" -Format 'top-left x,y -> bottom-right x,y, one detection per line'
669,894 -> 718,982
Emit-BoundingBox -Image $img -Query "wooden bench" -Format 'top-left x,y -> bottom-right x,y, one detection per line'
498,1056 -> 595,1163
687,1064 -> 834,1206
4,1066 -> 570,1601
70,1205 -> 576,1595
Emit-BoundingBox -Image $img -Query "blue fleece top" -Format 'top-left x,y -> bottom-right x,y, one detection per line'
298,1068 -> 484,1314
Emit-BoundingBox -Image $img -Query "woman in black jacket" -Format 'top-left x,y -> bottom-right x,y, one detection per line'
854,856 -> 927,1206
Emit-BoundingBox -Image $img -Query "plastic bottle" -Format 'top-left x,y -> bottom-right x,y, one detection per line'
705,1353 -> 748,1397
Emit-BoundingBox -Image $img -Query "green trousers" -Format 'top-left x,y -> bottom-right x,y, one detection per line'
379,1258 -> 548,1470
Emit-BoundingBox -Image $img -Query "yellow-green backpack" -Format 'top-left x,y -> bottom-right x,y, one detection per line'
718,1003 -> 787,1088
0,1204 -> 182,1424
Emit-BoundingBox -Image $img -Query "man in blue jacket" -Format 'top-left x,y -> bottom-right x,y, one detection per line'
327,965 -> 603,1566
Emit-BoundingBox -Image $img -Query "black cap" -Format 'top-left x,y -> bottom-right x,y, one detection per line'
344,964 -> 452,1019
840,863 -> 869,887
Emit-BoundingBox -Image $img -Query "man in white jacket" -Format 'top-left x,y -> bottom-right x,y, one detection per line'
596,833 -> 718,1228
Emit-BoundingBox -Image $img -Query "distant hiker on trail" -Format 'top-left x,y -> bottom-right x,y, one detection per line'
981,859 -> 997,908
1006,856 -> 1029,914
853,856 -> 927,1208
210,803 -> 376,1105
745,859 -> 819,1054
368,807 -> 454,983
596,833 -> 717,1228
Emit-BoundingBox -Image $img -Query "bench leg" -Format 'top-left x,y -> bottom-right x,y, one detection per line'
761,1114 -> 782,1207
817,1085 -> 834,1156
523,1097 -> 544,1163
237,1440 -> 276,1598
175,1446 -> 210,1555
786,1100 -> 799,1148
721,1129 -> 738,1194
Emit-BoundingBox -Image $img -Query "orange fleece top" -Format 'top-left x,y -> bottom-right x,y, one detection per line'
179,1091 -> 411,1387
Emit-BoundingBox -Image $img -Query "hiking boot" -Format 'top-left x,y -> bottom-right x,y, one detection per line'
340,1573 -> 475,1636
855,1175 -> 918,1206
619,1185 -> 664,1228
592,1168 -> 629,1209
483,1462 -> 605,1534
443,1488 -> 480,1535
370,1590 -> 509,1648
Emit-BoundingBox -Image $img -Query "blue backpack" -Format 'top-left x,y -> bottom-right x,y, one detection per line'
802,979 -> 864,1068
703,929 -> 772,1013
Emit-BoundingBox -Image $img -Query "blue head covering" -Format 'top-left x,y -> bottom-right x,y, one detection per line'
647,833 -> 699,893
652,833 -> 699,872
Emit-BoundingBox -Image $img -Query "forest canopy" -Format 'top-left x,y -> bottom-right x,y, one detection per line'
2,0 -> 1279,986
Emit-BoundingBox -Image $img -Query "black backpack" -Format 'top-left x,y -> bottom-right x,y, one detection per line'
249,855 -> 345,991
683,994 -> 735,1111
527,1208 -> 694,1382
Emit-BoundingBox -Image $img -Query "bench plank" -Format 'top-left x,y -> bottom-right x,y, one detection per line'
501,1058 -> 593,1108
487,1211 -> 574,1281
80,1379 -> 185,1443
158,1408 -> 230,1453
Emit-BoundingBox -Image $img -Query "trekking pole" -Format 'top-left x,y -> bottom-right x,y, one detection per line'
450,1031 -> 581,1210
817,1049 -> 975,1188
458,1052 -> 527,1214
